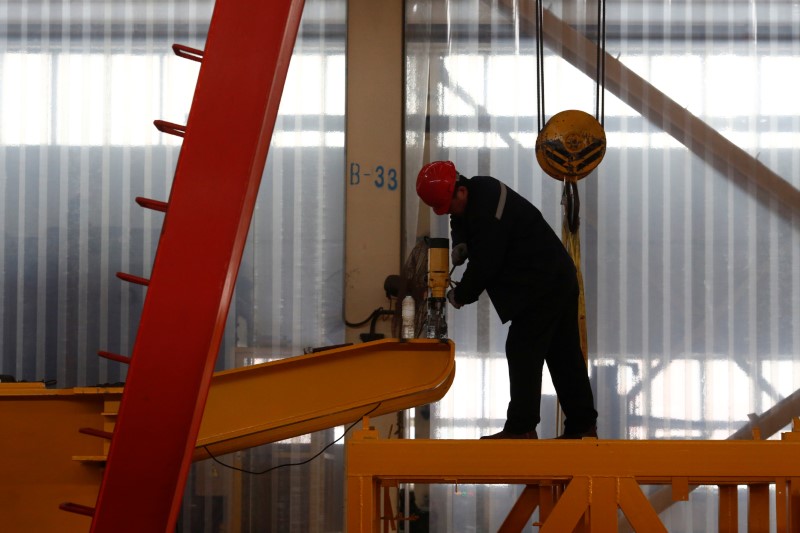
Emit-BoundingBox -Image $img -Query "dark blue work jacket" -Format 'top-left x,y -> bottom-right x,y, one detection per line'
450,176 -> 577,323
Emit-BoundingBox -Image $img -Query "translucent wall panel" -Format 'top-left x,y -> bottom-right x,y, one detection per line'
1,0 -> 348,530
407,1 -> 800,531
0,0 -> 210,387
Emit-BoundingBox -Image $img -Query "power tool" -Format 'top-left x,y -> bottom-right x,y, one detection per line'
425,238 -> 450,339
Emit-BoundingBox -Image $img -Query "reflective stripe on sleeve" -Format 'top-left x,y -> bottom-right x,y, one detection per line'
495,182 -> 507,220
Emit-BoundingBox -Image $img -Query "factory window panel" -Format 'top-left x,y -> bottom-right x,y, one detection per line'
109,54 -> 163,146
438,131 -> 509,149
451,357 -> 486,422
704,360 -> 752,433
482,356 -> 512,421
610,358 -> 637,396
324,54 -> 346,115
442,54 -> 485,114
651,54 -> 704,115
162,54 -> 201,131
761,56 -> 800,115
760,360 -> 798,405
507,131 -> 536,149
486,55 -> 536,116
603,88 -> 638,118
439,85 -> 477,117
281,434 -> 312,445
273,53 -> 344,119
542,56 -> 596,115
432,52 -> 799,151
437,357 -> 481,421
705,55 -> 758,118
0,53 -> 51,145
272,131 -> 327,148
279,54 -> 325,115
759,131 -> 800,149
717,130 -> 758,150
1,51 -> 346,148
55,54 -> 106,146
648,132 -> 685,149
649,359 -> 703,425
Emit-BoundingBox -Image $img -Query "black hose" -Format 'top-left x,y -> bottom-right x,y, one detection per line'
344,307 -> 396,329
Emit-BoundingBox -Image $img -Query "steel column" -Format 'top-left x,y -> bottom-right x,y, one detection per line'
748,484 -> 770,533
589,477 -> 618,531
776,479 -> 788,533
791,477 -> 800,533
718,485 -> 739,533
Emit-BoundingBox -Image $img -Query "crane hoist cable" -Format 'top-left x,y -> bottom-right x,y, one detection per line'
533,1 -> 608,366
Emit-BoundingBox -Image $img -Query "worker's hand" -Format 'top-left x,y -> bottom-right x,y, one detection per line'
451,243 -> 468,266
446,289 -> 462,309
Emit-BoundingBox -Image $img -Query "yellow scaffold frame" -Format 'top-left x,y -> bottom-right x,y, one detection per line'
347,419 -> 800,532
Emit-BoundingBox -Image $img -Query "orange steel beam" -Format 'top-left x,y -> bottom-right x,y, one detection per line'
195,339 -> 455,458
0,384 -> 121,533
89,1 -> 306,531
2,341 -> 453,531
347,431 -> 800,532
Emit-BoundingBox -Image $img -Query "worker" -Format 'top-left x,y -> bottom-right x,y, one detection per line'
416,160 -> 598,439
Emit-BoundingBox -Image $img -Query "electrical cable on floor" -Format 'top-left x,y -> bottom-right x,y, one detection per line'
202,402 -> 382,475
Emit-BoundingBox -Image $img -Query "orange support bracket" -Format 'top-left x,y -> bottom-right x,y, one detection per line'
749,484 -> 771,533
88,0 -> 306,532
498,484 -> 540,532
381,481 -> 398,533
539,477 -> 589,533
617,477 -> 667,533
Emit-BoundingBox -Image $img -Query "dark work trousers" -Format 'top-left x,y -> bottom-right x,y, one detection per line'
502,280 -> 598,435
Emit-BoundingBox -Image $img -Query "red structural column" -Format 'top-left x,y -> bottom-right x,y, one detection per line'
90,0 -> 305,531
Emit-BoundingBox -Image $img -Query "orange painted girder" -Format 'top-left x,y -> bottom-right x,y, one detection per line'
347,435 -> 800,532
196,339 -> 455,458
347,438 -> 800,484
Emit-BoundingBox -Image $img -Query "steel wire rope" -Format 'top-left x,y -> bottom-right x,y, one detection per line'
535,0 -> 546,133
536,1 -> 607,432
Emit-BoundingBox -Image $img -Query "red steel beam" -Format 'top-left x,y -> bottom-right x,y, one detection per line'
89,0 -> 306,531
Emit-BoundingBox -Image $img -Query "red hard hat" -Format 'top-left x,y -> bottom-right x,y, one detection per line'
416,161 -> 457,215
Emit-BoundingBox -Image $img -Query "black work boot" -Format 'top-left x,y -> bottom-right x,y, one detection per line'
480,429 -> 538,440
556,426 -> 598,439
